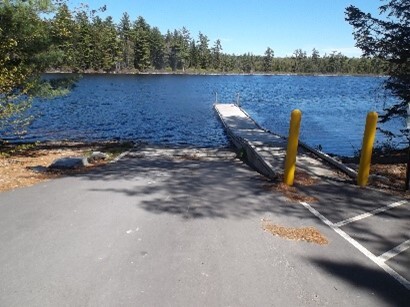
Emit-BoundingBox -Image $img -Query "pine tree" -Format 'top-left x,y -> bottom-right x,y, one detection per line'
133,16 -> 151,71
168,30 -> 181,71
346,0 -> 410,123
198,32 -> 210,70
118,12 -> 134,70
189,39 -> 199,69
211,39 -> 223,71
50,3 -> 76,69
149,27 -> 165,70
73,11 -> 93,71
262,47 -> 274,72
100,16 -> 121,72
292,49 -> 307,73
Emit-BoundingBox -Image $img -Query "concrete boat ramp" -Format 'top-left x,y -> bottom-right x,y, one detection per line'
214,103 -> 355,181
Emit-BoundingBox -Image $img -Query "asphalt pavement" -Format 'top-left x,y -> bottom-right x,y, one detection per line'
0,145 -> 409,306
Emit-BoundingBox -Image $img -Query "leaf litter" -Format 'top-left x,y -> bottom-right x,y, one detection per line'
262,219 -> 328,245
0,141 -> 132,192
264,170 -> 319,203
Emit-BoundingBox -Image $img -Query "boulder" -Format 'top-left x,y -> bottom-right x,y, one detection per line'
87,151 -> 109,164
49,157 -> 89,170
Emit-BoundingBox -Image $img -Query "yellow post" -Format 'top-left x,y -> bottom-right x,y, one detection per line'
284,109 -> 302,186
357,111 -> 378,187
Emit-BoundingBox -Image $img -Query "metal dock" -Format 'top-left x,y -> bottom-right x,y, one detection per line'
214,103 -> 356,180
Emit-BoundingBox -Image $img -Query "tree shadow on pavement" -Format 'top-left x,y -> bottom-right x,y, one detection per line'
298,182 -> 404,223
79,152 -> 316,221
309,258 -> 410,306
298,182 -> 410,256
75,148 -> 410,299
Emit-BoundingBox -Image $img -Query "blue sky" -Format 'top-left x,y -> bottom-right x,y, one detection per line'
65,0 -> 382,57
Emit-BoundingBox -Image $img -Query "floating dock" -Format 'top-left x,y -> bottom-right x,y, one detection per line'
214,103 -> 356,180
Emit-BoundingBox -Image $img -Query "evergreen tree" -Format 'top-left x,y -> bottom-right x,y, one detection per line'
118,12 -> 134,69
90,15 -> 104,70
198,32 -> 210,69
211,39 -> 223,70
179,27 -> 191,71
133,16 -> 151,71
241,53 -> 255,73
100,16 -> 121,72
310,48 -> 320,73
262,47 -> 274,72
292,49 -> 307,73
166,30 -> 180,71
346,0 -> 410,123
149,27 -> 165,70
73,11 -> 92,71
189,39 -> 199,69
50,3 -> 76,69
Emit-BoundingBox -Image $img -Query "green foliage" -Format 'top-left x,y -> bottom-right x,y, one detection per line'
0,141 -> 40,158
211,39 -> 223,70
50,3 -> 76,69
197,32 -> 211,70
0,0 -> 79,135
0,1 -> 50,94
150,27 -> 165,70
346,0 -> 410,125
0,0 -> 53,131
164,28 -> 191,71
263,47 -> 274,72
96,16 -> 121,72
133,16 -> 151,71
118,12 -> 134,70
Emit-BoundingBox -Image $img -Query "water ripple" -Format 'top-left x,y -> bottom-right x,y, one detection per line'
3,74 -> 402,156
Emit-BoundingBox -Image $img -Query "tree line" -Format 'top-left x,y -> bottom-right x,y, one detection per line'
47,4 -> 386,75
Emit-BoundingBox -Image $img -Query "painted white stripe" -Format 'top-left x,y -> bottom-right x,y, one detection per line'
300,201 -> 410,291
334,200 -> 408,227
378,239 -> 410,263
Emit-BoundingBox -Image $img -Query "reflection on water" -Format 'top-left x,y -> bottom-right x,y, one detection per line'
3,74 -> 402,156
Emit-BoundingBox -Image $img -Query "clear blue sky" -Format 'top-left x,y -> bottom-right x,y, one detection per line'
65,0 -> 382,57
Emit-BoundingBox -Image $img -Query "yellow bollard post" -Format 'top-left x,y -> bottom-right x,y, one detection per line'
284,109 -> 302,186
357,111 -> 378,187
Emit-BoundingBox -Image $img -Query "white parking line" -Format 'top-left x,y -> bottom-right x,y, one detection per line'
333,200 -> 408,227
378,240 -> 410,263
300,201 -> 410,291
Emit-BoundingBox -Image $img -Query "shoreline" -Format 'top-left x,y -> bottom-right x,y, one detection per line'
1,139 -> 406,162
0,140 -> 408,194
1,139 -> 406,161
45,70 -> 385,78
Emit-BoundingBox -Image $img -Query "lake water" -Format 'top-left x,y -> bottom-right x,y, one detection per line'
3,74 -> 403,156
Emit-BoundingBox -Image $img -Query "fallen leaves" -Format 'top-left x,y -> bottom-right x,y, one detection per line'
273,182 -> 318,203
0,148 -> 84,192
0,141 -> 135,192
262,220 -> 328,245
264,171 -> 319,203
371,163 -> 406,190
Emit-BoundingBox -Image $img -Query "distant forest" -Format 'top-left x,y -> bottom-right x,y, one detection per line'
49,4 -> 386,75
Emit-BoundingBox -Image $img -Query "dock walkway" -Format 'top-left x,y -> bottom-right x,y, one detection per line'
214,103 -> 351,181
